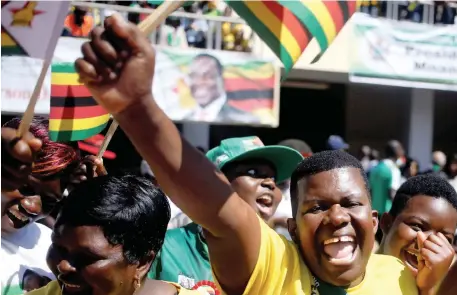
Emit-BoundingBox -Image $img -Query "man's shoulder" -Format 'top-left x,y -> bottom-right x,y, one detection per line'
164,223 -> 201,246
26,280 -> 59,295
370,162 -> 392,178
367,254 -> 417,292
368,253 -> 406,269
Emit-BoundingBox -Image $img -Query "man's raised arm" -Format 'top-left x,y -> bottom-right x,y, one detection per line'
75,15 -> 261,293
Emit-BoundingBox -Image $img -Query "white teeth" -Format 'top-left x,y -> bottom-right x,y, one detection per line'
323,236 -> 355,245
11,210 -> 28,221
407,250 -> 419,257
340,236 -> 354,242
64,283 -> 81,288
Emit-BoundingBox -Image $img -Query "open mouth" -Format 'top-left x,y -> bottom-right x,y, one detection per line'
256,195 -> 273,208
62,283 -> 84,293
59,280 -> 89,295
6,207 -> 30,228
256,195 -> 274,219
403,248 -> 419,275
322,236 -> 357,265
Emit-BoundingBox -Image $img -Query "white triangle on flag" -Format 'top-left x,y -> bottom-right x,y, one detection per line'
1,1 -> 70,60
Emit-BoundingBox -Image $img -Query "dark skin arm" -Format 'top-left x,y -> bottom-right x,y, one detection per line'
75,15 -> 261,294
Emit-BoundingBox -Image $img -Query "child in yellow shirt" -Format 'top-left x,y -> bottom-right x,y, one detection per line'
378,174 -> 457,295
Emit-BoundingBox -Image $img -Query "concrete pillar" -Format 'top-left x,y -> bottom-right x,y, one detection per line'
182,122 -> 210,151
407,88 -> 434,171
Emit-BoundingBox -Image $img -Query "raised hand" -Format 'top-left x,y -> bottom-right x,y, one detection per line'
1,127 -> 42,192
416,231 -> 455,293
75,14 -> 156,115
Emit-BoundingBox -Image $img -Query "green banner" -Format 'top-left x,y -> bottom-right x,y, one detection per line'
349,13 -> 457,91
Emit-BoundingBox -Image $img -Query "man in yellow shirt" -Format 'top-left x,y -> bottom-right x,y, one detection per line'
73,14 -> 419,295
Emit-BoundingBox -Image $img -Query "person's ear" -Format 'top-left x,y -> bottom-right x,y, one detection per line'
380,212 -> 394,236
372,210 -> 379,235
136,253 -> 154,279
287,218 -> 298,243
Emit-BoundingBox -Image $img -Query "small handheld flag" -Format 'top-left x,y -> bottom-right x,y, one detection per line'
49,63 -> 110,142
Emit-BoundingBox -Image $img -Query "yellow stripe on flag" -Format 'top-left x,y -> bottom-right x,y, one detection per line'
300,0 -> 337,45
49,114 -> 110,131
245,1 -> 302,64
1,32 -> 16,46
51,72 -> 81,86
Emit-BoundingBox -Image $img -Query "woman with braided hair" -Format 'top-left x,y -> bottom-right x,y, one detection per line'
1,116 -> 106,295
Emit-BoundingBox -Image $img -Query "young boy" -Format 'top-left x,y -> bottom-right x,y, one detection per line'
75,15 -> 419,295
379,174 -> 457,294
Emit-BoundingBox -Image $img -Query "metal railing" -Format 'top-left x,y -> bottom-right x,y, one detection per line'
71,1 -> 253,52
69,1 -> 456,53
360,1 -> 456,25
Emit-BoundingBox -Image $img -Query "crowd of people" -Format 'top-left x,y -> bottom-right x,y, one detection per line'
63,1 -> 253,52
359,0 -> 456,24
60,1 -> 456,57
2,14 -> 457,295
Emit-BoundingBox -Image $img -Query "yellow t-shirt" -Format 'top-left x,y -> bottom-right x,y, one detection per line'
216,217 -> 418,295
25,280 -> 202,295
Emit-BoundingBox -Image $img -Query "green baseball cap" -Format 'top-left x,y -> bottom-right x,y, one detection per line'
206,136 -> 304,183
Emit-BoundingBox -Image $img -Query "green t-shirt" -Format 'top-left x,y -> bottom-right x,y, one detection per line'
148,223 -> 219,294
369,160 -> 400,215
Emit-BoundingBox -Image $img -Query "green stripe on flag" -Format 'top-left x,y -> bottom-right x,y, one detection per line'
49,122 -> 108,142
226,0 -> 294,72
1,46 -> 26,56
52,63 -> 76,73
278,0 -> 329,51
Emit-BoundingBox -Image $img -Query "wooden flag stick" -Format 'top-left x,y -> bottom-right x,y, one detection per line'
17,58 -> 52,137
96,0 -> 185,159
97,120 -> 118,158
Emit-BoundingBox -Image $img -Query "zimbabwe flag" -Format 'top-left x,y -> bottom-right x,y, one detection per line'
49,63 -> 110,142
226,0 -> 359,73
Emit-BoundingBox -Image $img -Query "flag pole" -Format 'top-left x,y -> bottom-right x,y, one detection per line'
17,58 -> 51,137
96,0 -> 185,159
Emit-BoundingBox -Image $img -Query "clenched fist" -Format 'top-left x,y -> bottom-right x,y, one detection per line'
75,14 -> 156,115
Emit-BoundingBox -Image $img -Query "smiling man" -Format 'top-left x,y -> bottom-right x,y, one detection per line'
185,54 -> 259,124
73,15 -> 419,295
148,136 -> 303,293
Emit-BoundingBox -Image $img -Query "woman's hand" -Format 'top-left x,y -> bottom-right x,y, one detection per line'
1,127 -> 42,192
69,155 -> 107,184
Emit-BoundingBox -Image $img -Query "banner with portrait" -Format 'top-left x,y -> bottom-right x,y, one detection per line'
3,37 -> 281,127
153,47 -> 280,127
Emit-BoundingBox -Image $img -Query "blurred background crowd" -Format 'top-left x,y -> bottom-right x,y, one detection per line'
62,1 -> 457,52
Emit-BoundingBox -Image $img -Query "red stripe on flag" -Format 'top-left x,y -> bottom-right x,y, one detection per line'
228,98 -> 273,112
50,105 -> 107,120
323,1 -> 344,32
263,0 -> 310,52
347,1 -> 358,15
52,84 -> 92,97
224,77 -> 275,92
